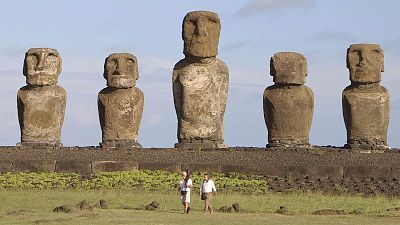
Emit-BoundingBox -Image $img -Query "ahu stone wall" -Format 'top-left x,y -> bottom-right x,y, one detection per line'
1,146 -> 400,195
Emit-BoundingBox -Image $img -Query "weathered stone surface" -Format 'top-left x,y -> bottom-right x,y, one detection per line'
270,52 -> 308,85
264,52 -> 314,147
182,11 -> 220,58
0,160 -> 13,172
91,161 -> 138,173
53,205 -> 74,213
139,162 -> 181,173
173,11 -> 229,148
232,203 -> 242,212
390,167 -> 400,179
145,201 -> 160,211
303,166 -> 343,180
77,200 -> 92,211
55,161 -> 91,175
12,160 -> 55,172
343,44 -> 390,149
98,53 -> 144,148
275,206 -> 289,215
219,206 -> 233,213
181,163 -> 221,173
17,48 -> 66,147
220,164 -> 256,175
268,165 -> 343,179
313,209 -> 345,215
99,199 -> 108,209
343,166 -> 392,180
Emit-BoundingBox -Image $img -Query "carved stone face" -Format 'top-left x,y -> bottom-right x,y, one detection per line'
182,11 -> 221,58
270,52 -> 307,85
104,53 -> 138,88
347,44 -> 384,83
23,48 -> 62,86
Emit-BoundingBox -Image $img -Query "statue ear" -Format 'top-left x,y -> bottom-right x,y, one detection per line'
57,56 -> 62,75
135,60 -> 139,80
23,52 -> 28,77
346,48 -> 350,69
381,51 -> 384,72
103,57 -> 109,80
269,57 -> 275,77
302,56 -> 308,77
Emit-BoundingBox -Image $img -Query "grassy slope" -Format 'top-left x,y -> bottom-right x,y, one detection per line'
1,190 -> 400,225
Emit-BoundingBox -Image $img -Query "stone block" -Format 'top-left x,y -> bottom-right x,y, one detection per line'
13,160 -> 55,172
55,161 -> 91,175
181,163 -> 221,173
343,166 -> 392,180
92,161 -> 138,173
0,160 -> 13,172
139,162 -> 181,173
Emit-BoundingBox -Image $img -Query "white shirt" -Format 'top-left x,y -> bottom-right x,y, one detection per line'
201,180 -> 216,193
179,178 -> 192,192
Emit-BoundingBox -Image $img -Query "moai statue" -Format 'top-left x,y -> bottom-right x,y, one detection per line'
263,52 -> 314,147
17,48 -> 66,147
98,53 -> 144,148
342,44 -> 390,149
172,11 -> 229,148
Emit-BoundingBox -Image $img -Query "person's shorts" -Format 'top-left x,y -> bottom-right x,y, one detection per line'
181,191 -> 190,203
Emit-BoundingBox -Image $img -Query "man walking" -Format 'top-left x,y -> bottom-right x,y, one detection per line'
177,170 -> 192,214
200,173 -> 217,214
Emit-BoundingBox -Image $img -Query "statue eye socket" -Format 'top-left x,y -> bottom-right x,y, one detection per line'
107,59 -> 117,67
48,52 -> 57,58
27,54 -> 38,63
127,59 -> 135,64
209,18 -> 218,23
186,19 -> 196,25
28,53 -> 38,58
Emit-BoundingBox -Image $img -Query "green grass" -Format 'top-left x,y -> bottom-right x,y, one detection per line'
1,189 -> 400,225
1,171 -> 400,224
0,171 -> 268,194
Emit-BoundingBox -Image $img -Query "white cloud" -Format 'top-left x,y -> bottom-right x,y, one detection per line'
237,0 -> 315,17
139,56 -> 176,83
141,57 -> 174,75
142,113 -> 161,128
66,101 -> 98,128
221,40 -> 251,52
310,31 -> 355,43
0,44 -> 29,58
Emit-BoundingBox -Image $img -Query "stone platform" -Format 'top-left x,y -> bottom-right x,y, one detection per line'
0,146 -> 399,181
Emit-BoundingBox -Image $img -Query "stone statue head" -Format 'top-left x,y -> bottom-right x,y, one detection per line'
103,53 -> 138,88
347,44 -> 384,83
270,52 -> 308,85
23,48 -> 62,86
182,11 -> 221,58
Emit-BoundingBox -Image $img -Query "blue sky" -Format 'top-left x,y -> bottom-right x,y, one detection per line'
0,0 -> 399,147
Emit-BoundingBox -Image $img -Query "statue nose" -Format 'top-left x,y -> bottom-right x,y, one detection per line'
113,61 -> 126,75
36,53 -> 47,70
359,57 -> 367,66
195,19 -> 208,36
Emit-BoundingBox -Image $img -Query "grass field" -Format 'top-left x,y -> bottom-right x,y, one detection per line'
1,189 -> 400,225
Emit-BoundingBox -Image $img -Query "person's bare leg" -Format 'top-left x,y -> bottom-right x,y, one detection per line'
208,194 -> 213,214
185,203 -> 190,213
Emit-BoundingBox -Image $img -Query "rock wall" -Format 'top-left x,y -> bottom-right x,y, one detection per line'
0,146 -> 399,179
